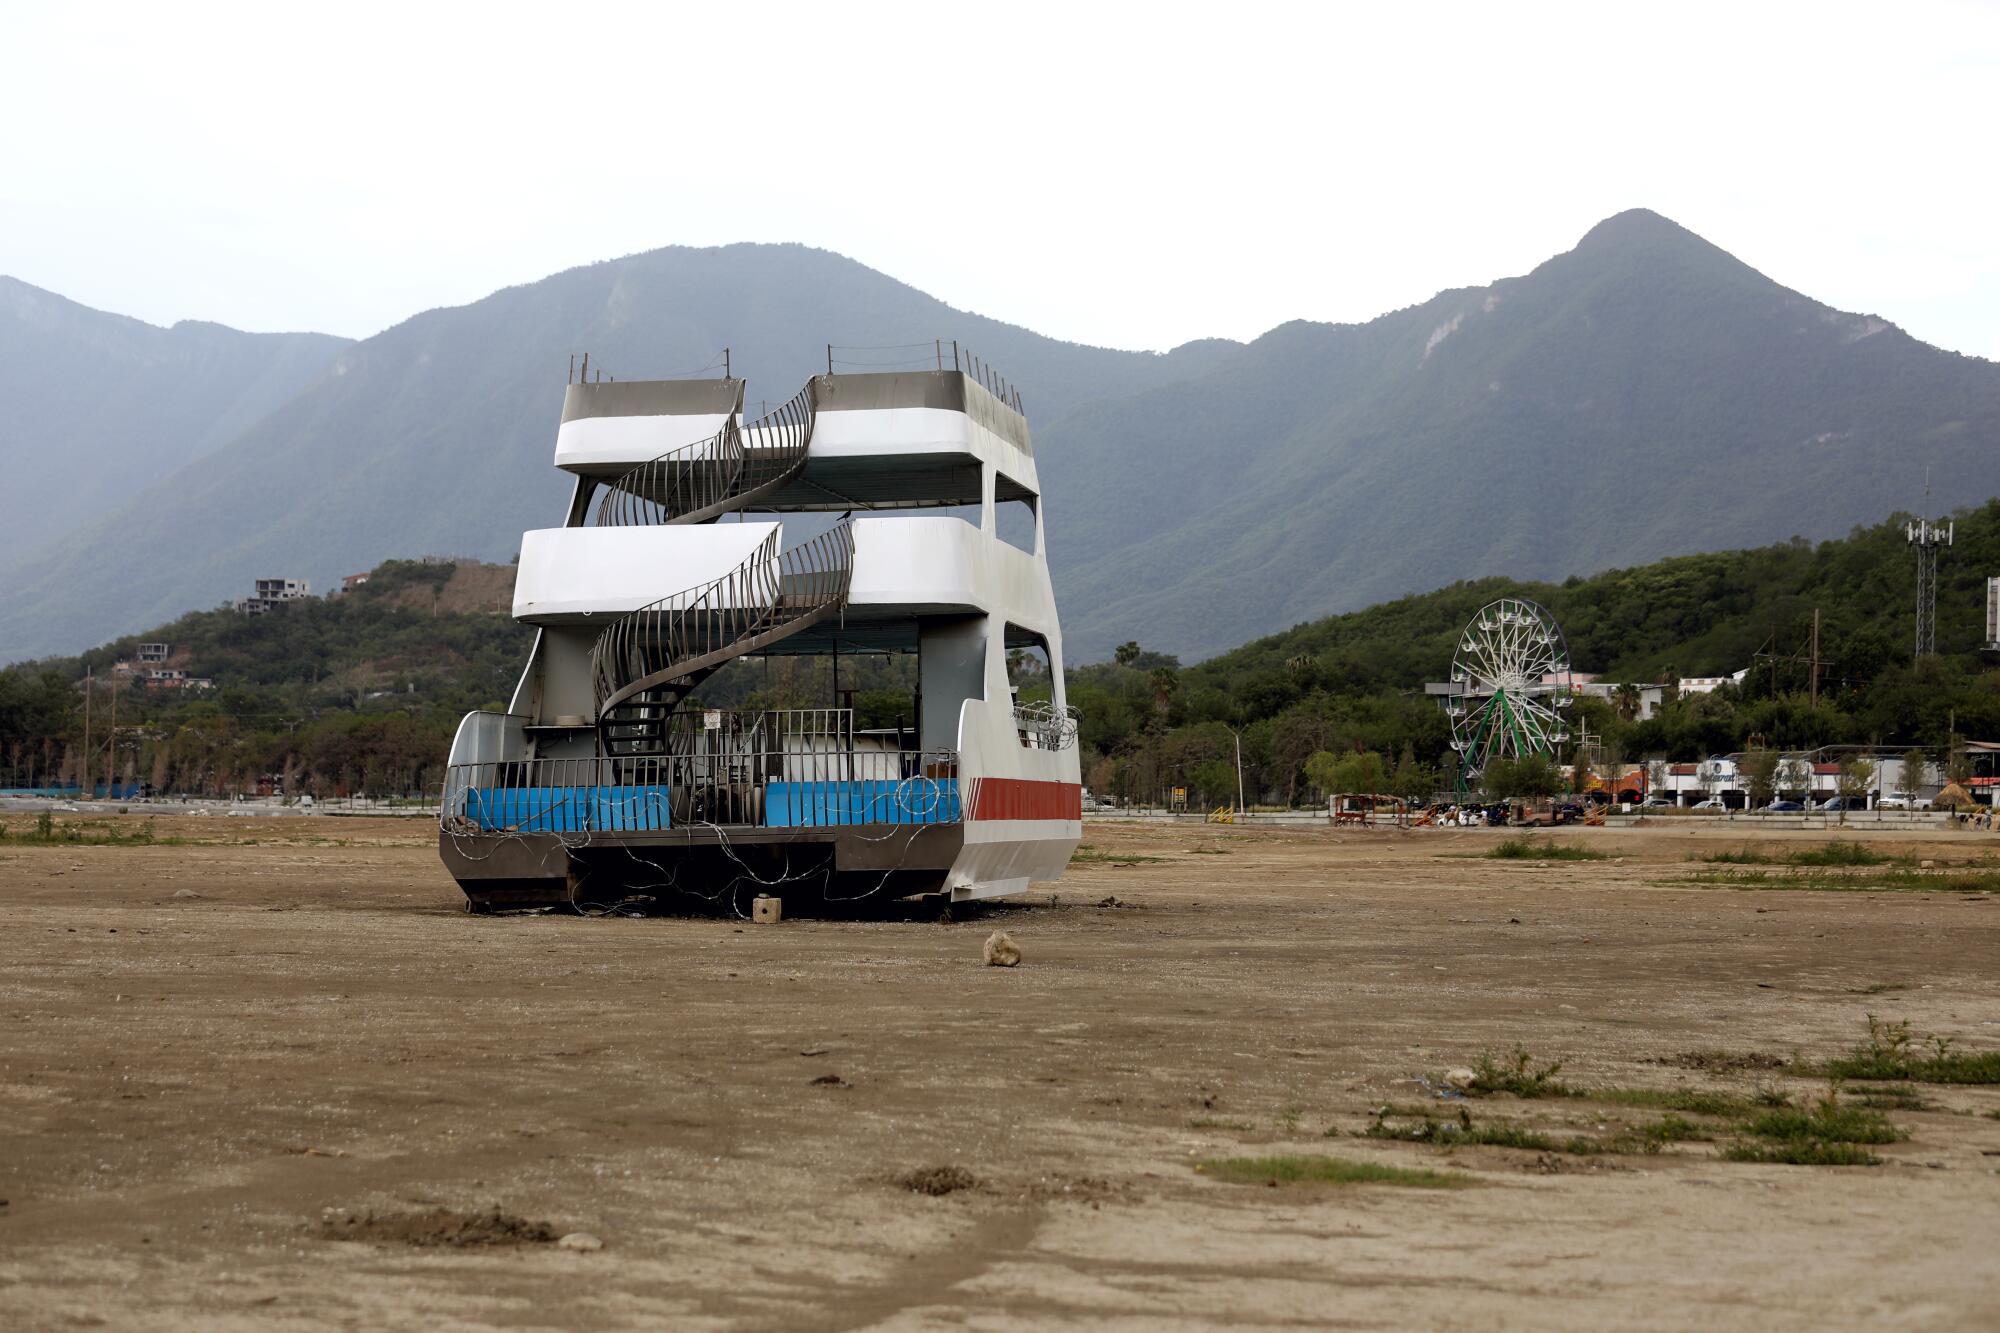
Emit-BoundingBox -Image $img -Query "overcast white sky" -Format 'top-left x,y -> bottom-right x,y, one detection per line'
4,1 -> 1997,358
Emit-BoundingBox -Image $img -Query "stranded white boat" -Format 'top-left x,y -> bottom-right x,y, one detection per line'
439,347 -> 1083,912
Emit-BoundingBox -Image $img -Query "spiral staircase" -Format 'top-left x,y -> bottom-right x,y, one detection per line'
587,380 -> 854,757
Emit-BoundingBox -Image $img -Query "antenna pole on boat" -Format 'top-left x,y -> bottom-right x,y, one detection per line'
724,347 -> 731,380
826,344 -> 833,377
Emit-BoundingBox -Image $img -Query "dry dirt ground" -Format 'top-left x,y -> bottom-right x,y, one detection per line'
2,813 -> 1998,1330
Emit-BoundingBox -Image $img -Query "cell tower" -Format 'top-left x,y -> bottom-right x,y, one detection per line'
1986,575 -> 1999,653
1907,517 -> 1952,659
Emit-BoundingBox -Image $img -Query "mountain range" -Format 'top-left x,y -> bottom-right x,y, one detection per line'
1,211 -> 1995,664
0,277 -> 347,559
1045,210 -> 2000,657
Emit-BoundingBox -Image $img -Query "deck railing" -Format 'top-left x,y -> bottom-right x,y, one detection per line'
440,745 -> 961,835
593,380 -> 817,527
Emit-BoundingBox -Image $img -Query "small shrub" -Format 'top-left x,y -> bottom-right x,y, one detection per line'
1824,1015 -> 2000,1085
1721,1085 -> 1899,1166
1469,1047 -> 1576,1098
1742,1099 -> 1901,1147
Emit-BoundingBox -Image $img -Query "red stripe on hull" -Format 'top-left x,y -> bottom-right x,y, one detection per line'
970,778 -> 1082,821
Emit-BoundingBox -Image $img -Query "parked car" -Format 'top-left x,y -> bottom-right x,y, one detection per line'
1877,795 -> 1927,811
1817,796 -> 1867,812
1761,799 -> 1806,813
1639,796 -> 1676,809
1691,798 -> 1727,811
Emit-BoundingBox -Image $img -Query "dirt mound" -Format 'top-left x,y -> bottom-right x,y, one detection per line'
322,1207 -> 557,1247
897,1166 -> 979,1196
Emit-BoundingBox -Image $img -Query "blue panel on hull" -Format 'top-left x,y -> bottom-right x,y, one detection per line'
764,779 -> 961,827
464,786 -> 671,832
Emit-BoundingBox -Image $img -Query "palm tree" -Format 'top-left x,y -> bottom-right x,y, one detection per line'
1611,682 -> 1641,722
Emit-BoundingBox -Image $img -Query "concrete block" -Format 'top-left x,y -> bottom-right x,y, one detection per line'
752,895 -> 783,924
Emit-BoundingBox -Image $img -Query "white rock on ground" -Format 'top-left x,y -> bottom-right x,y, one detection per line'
983,931 -> 1022,967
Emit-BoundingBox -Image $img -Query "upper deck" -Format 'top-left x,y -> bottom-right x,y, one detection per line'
556,370 -> 1039,509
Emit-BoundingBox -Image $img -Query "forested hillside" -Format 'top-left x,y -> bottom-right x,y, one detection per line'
0,560 -> 527,796
1070,502 -> 2000,805
4,506 -> 1996,804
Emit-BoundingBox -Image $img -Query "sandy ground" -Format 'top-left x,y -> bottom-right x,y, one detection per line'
1,813 -> 1997,1331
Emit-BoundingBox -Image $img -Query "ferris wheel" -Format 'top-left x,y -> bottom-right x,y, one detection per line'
1446,598 -> 1573,782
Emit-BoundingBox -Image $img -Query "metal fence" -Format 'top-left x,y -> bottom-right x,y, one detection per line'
440,742 -> 961,834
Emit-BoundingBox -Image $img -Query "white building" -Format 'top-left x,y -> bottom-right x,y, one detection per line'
235,577 -> 312,615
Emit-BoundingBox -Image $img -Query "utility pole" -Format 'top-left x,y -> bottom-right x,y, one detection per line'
1232,727 -> 1246,817
104,678 -> 118,797
82,667 -> 92,799
1809,608 -> 1821,710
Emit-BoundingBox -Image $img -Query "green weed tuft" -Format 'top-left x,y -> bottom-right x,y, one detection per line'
1487,837 -> 1607,862
1722,1140 -> 1881,1166
1197,1156 -> 1470,1189
1824,1016 -> 2000,1085
1069,846 -> 1168,865
1591,1087 -> 1777,1117
6,815 -> 174,847
1719,1085 -> 1900,1165
1787,842 -> 1906,868
1469,1047 -> 1577,1098
1700,844 -> 1907,868
1365,1107 -> 1706,1156
1742,1100 -> 1901,1147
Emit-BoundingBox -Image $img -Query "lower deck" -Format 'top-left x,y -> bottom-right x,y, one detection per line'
438,820 -> 972,913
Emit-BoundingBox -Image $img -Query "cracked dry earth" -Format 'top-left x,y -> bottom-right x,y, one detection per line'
2,813 -> 1998,1329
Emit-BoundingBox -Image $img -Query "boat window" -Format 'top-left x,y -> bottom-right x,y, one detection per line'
995,474 -> 1037,555
1006,629 -> 1053,690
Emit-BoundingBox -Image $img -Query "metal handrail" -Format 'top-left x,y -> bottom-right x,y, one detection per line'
594,380 -> 817,527
590,520 -> 856,753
